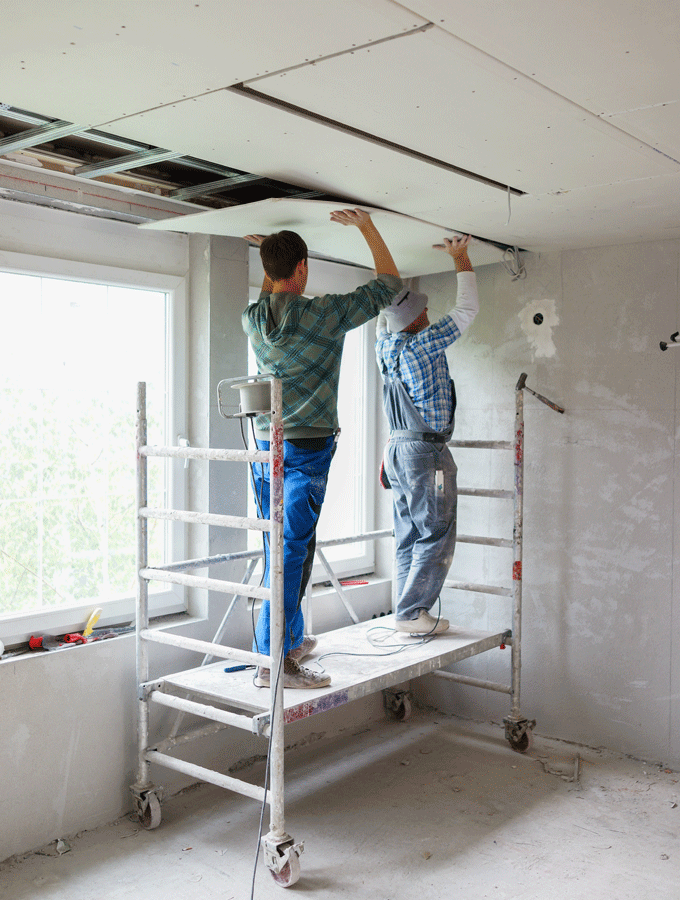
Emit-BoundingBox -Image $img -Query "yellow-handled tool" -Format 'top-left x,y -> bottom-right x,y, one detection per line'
82,607 -> 102,639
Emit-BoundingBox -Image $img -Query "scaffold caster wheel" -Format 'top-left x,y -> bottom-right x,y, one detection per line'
136,791 -> 162,830
383,688 -> 412,721
270,852 -> 301,888
504,717 -> 536,754
508,729 -> 534,753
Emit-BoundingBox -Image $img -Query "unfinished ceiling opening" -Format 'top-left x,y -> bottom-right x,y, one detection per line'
0,105 -> 343,213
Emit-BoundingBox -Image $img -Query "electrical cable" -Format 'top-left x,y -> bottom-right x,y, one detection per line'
249,639 -> 285,900
501,246 -> 526,281
306,597 -> 445,671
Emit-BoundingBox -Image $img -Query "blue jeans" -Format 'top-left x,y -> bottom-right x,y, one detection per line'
252,436 -> 334,656
384,440 -> 457,620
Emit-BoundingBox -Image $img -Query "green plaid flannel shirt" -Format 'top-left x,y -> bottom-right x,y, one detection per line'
243,275 -> 402,439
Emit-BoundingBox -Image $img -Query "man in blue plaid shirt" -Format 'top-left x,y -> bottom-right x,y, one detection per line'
243,209 -> 401,688
376,236 -> 478,635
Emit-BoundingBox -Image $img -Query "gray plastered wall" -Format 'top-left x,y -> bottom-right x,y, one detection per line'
411,241 -> 680,766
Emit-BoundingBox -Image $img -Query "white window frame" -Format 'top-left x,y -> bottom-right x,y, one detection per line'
0,250 -> 187,647
313,318 -> 376,581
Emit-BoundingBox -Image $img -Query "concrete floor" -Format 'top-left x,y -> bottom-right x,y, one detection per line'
2,710 -> 678,900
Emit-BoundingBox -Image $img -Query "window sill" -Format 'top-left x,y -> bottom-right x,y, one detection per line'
0,611 -> 200,663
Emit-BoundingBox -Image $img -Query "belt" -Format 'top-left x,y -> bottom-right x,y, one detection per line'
287,435 -> 334,450
390,429 -> 448,443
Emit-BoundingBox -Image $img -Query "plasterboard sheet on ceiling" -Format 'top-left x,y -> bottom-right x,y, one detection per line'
606,104 -> 680,162
445,174 -> 680,251
401,0 -> 680,117
0,0 -> 426,126
97,89 -> 506,227
141,199 -> 507,276
250,25 -> 678,196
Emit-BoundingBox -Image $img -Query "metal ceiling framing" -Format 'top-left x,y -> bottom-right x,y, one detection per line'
0,104 -> 336,210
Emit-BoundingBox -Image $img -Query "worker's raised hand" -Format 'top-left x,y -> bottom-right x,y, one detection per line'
244,234 -> 266,245
330,208 -> 372,228
433,234 -> 471,256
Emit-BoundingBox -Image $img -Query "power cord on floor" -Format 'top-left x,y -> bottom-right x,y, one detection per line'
305,598 -> 445,671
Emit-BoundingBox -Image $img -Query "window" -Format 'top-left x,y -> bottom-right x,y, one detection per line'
0,258 -> 186,646
314,320 -> 375,578
245,258 -> 377,582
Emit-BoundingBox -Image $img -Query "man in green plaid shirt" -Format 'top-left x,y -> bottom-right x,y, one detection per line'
243,209 -> 401,689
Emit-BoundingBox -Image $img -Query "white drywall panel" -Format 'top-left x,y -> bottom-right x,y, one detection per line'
250,25 -> 678,195
607,103 -> 680,162
89,88 -> 499,210
402,0 -> 680,117
436,175 -> 680,253
0,0 -> 426,126
143,198 -> 506,276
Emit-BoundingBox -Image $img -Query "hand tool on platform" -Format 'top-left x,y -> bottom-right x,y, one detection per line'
516,373 -> 565,414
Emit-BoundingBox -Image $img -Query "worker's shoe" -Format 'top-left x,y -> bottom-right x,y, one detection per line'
394,610 -> 449,635
254,654 -> 331,689
288,634 -> 318,663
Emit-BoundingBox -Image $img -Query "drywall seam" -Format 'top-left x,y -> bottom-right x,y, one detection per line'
242,21 -> 435,86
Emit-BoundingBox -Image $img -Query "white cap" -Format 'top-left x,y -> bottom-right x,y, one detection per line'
382,288 -> 428,332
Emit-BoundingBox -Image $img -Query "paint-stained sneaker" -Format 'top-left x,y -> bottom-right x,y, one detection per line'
254,654 -> 331,689
288,634 -> 318,663
394,610 -> 449,635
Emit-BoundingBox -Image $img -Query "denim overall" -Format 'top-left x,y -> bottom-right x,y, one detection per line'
382,363 -> 458,621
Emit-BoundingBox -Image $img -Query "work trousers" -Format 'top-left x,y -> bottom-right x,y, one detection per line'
252,436 -> 334,656
384,439 -> 458,620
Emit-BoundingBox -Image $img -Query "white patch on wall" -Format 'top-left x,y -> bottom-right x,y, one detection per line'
518,298 -> 559,358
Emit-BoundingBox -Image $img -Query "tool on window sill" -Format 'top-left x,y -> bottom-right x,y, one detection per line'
82,607 -> 102,638
27,621 -> 134,653
29,633 -> 87,651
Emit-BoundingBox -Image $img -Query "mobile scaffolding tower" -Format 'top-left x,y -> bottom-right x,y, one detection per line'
130,373 -> 563,888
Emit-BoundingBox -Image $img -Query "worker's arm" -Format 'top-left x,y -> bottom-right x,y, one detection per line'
433,235 -> 478,333
245,233 -> 274,293
330,209 -> 400,277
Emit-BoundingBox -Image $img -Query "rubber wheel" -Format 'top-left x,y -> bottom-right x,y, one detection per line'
138,792 -> 162,830
509,728 -> 533,754
394,695 -> 412,722
270,852 -> 301,888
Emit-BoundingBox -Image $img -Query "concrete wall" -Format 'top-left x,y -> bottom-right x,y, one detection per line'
411,241 -> 680,767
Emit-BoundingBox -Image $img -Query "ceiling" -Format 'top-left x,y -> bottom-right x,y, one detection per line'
1,0 -> 679,273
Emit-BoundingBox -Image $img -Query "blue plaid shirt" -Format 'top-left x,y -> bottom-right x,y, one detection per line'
376,315 -> 461,432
